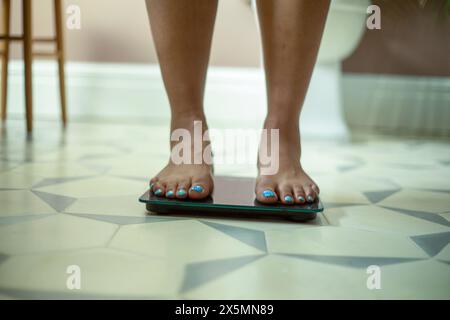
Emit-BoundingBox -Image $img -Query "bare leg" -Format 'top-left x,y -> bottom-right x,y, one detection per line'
255,0 -> 330,204
145,0 -> 217,199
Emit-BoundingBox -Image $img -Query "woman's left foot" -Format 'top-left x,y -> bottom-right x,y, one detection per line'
255,117 -> 320,205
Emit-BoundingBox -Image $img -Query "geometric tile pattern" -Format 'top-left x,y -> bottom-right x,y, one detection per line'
0,248 -> 181,299
0,253 -> 8,266
31,190 -> 77,212
278,253 -> 425,269
381,206 -> 450,228
0,214 -> 55,226
324,205 -> 450,236
0,120 -> 449,299
180,255 -> 265,293
0,215 -> 118,255
31,176 -> 94,189
67,213 -> 184,225
201,221 -> 267,252
410,232 -> 450,257
265,226 -> 428,258
363,189 -> 401,204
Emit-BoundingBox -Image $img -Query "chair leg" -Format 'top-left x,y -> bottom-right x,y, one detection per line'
1,0 -> 11,122
54,0 -> 67,126
23,0 -> 33,133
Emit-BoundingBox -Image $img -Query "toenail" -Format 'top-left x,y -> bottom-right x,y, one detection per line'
191,185 -> 204,193
262,190 -> 276,198
284,195 -> 294,203
307,195 -> 314,203
297,196 -> 305,202
166,190 -> 174,197
177,189 -> 187,197
154,188 -> 163,196
149,182 -> 154,190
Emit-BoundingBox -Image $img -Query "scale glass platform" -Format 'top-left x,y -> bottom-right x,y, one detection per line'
139,176 -> 323,222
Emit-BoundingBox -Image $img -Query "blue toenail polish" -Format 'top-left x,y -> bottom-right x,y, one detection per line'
298,196 -> 305,202
284,195 -> 294,203
262,190 -> 276,198
191,185 -> 204,193
307,195 -> 314,203
166,190 -> 174,197
177,189 -> 187,197
154,188 -> 163,196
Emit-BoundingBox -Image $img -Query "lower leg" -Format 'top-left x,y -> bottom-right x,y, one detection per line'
255,0 -> 330,204
145,0 -> 218,199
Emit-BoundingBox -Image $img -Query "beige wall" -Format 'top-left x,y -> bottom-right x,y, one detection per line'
2,0 -> 261,66
343,0 -> 450,77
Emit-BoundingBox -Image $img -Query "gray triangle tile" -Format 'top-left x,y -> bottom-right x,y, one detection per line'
31,190 -> 77,212
381,206 -> 450,227
363,189 -> 400,204
68,213 -> 184,225
438,160 -> 450,166
410,232 -> 450,257
279,253 -> 425,269
0,252 -> 8,265
0,214 -> 56,225
180,255 -> 265,293
32,176 -> 93,189
201,221 -> 267,252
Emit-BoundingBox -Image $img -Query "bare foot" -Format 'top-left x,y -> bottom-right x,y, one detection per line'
150,115 -> 213,200
255,117 -> 319,205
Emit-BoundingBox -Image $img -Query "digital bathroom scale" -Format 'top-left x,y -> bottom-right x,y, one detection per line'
139,176 -> 323,222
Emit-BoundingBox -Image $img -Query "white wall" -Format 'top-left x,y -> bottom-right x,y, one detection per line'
2,0 -> 261,66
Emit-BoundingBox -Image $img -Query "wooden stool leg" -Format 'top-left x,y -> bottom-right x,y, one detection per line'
54,0 -> 67,126
1,0 -> 11,122
23,0 -> 33,133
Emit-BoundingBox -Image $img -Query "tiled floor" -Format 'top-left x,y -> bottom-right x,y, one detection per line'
0,120 -> 449,299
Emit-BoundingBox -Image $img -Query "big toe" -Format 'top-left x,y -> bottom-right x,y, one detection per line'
189,175 -> 213,200
255,180 -> 278,204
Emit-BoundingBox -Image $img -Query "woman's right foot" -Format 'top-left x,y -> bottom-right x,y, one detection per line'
149,115 -> 214,200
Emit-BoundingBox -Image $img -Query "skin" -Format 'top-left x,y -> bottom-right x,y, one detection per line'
145,0 -> 330,204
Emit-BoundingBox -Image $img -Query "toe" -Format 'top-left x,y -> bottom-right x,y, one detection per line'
278,185 -> 294,205
149,177 -> 158,192
293,185 -> 306,204
153,181 -> 165,197
165,181 -> 177,198
189,175 -> 212,200
175,178 -> 190,199
303,185 -> 317,203
255,181 -> 278,204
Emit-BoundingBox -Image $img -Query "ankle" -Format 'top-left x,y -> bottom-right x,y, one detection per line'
264,116 -> 299,133
171,111 -> 207,128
